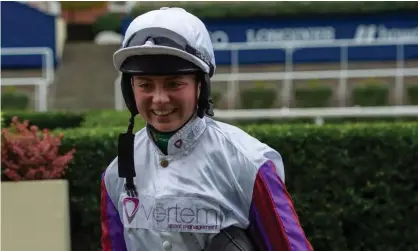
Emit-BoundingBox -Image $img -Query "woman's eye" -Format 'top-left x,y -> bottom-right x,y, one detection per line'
139,83 -> 151,89
166,82 -> 181,89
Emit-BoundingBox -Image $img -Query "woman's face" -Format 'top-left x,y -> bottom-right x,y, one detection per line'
131,74 -> 200,132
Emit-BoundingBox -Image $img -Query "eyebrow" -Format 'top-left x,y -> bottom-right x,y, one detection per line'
134,76 -> 186,82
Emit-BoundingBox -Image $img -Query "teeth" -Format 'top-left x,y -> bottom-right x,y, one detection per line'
153,109 -> 174,116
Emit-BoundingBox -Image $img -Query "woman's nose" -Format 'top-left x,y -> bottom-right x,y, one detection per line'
152,88 -> 170,104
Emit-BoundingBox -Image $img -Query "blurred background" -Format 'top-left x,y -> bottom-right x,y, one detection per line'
2,1 -> 418,124
1,1 -> 418,251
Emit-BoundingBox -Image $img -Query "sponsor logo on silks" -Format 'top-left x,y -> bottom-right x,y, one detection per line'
126,195 -> 223,234
174,139 -> 183,148
123,197 -> 140,224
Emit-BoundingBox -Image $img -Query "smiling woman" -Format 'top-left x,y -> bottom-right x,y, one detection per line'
101,6 -> 313,251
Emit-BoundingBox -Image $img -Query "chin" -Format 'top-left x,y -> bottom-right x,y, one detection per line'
152,122 -> 181,132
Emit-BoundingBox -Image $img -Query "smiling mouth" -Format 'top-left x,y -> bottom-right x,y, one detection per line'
152,109 -> 175,117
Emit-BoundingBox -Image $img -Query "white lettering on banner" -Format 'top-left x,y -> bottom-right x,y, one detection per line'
209,24 -> 417,46
354,24 -> 418,42
354,25 -> 377,43
121,195 -> 223,234
378,25 -> 418,40
246,27 -> 336,42
210,30 -> 229,45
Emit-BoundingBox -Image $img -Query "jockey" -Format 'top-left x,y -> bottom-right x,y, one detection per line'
101,6 -> 313,251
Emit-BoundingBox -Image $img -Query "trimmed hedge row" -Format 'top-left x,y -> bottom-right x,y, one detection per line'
1,92 -> 29,110
54,122 -> 418,250
213,84 -> 418,109
1,110 -> 85,130
3,109 -> 418,133
128,2 -> 418,19
79,110 -> 146,130
2,107 -> 418,132
0,110 -> 146,131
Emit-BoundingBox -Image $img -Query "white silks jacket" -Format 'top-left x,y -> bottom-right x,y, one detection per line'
101,115 -> 313,251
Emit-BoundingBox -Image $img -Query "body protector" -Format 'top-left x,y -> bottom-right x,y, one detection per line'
101,115 -> 313,251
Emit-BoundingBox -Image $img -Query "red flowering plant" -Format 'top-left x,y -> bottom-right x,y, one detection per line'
1,116 -> 76,181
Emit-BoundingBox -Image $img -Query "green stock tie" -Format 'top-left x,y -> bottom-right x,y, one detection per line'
151,130 -> 176,155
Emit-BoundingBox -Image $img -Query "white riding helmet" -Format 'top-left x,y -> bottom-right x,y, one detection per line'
113,7 -> 216,77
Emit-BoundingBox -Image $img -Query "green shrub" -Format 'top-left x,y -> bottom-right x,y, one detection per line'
92,13 -> 123,35
53,122 -> 418,250
81,110 -> 146,130
220,116 -> 418,127
129,2 -> 418,19
407,85 -> 418,105
352,84 -> 389,106
294,86 -> 333,108
240,87 -> 277,109
82,110 -> 417,127
1,110 -> 85,130
1,110 -> 145,131
81,109 -> 417,128
244,122 -> 418,251
2,108 -> 416,134
1,92 -> 29,110
57,127 -> 122,251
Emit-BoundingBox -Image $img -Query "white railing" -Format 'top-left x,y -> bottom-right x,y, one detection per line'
107,1 -> 138,13
114,73 -> 124,110
1,47 -> 54,111
212,106 -> 418,125
212,38 -> 418,108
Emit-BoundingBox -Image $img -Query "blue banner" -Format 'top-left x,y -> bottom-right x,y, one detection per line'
122,13 -> 418,65
1,1 -> 57,69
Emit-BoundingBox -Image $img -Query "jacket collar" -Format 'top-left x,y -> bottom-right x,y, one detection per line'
146,114 -> 207,155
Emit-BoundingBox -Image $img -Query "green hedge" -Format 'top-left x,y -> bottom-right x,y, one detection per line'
129,2 -> 418,19
240,87 -> 277,109
352,85 -> 390,107
58,127 -> 121,251
3,108 -> 417,132
52,122 -> 418,250
1,110 -> 85,130
81,110 -> 146,130
294,87 -> 333,108
1,92 -> 29,110
407,85 -> 418,105
92,13 -> 123,36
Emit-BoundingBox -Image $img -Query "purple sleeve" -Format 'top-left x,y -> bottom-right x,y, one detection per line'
101,173 -> 127,251
247,160 -> 314,251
